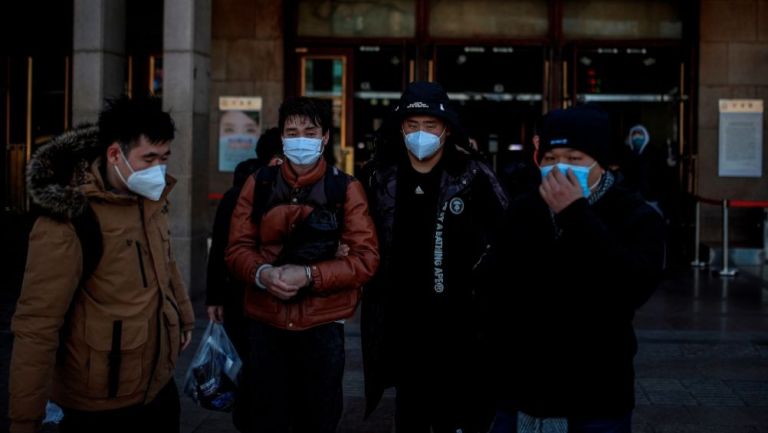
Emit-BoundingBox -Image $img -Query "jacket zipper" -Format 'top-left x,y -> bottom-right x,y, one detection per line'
137,198 -> 163,404
472,244 -> 491,271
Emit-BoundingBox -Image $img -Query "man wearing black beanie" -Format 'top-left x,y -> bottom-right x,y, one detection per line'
490,105 -> 666,433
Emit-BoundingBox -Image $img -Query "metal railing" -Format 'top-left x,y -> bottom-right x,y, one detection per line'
690,196 -> 768,277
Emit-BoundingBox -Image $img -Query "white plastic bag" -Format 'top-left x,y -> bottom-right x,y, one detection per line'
182,321 -> 242,412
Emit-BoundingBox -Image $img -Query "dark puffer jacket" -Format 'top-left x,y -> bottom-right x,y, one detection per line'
494,181 -> 665,418
361,154 -> 508,416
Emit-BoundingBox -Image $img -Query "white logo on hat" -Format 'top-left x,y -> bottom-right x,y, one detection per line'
406,101 -> 430,109
440,104 -> 445,111
449,197 -> 464,215
551,138 -> 568,145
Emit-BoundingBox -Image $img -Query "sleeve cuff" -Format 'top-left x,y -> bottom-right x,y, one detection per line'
254,264 -> 272,289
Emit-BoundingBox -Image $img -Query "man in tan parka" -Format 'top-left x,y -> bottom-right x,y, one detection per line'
10,97 -> 195,433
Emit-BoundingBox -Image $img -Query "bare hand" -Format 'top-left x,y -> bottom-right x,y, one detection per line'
276,264 -> 311,289
261,266 -> 301,300
180,330 -> 193,351
539,166 -> 583,213
207,305 -> 224,323
335,243 -> 350,258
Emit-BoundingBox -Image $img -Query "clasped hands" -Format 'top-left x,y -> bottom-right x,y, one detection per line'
262,242 -> 351,301
260,265 -> 311,301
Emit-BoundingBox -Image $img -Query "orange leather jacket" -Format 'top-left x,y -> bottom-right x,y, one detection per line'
226,159 -> 379,330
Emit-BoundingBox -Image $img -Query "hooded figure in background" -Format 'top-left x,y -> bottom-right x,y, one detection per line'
489,105 -> 665,433
361,81 -> 508,433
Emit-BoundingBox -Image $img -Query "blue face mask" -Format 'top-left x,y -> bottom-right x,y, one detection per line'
221,133 -> 258,148
282,137 -> 323,166
540,162 -> 597,197
404,130 -> 444,161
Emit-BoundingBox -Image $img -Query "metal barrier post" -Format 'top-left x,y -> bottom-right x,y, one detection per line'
691,200 -> 707,268
719,199 -> 737,277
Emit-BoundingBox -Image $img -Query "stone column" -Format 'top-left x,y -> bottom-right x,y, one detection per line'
72,0 -> 126,125
163,0 -> 211,301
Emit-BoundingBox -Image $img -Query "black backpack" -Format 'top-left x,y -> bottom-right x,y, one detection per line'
250,164 -> 349,265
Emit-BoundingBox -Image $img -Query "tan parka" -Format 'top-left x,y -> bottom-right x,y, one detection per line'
9,126 -> 195,433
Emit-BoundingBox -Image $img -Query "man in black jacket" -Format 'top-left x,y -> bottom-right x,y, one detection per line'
490,105 -> 665,433
362,81 -> 508,433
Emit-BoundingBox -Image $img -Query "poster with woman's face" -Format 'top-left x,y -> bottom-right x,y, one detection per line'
218,97 -> 262,172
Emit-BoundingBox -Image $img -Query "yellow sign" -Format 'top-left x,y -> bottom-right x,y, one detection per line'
719,99 -> 763,114
219,97 -> 262,111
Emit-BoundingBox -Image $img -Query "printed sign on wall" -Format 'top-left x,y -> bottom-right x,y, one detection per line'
718,99 -> 763,177
218,97 -> 262,172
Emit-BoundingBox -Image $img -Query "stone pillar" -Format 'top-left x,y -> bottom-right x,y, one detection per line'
72,0 -> 126,125
163,0 -> 211,302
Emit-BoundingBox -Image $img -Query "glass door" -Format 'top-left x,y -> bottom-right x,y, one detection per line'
297,52 -> 353,174
351,44 -> 409,173
433,45 -> 547,177
568,43 -> 691,264
568,45 -> 688,192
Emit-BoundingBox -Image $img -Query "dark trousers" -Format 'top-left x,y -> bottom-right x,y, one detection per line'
241,320 -> 345,433
395,372 -> 492,433
59,379 -> 180,433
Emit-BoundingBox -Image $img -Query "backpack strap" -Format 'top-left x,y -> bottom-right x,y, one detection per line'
250,165 -> 280,224
70,204 -> 103,282
323,164 -> 350,221
57,203 -> 102,365
249,163 -> 349,224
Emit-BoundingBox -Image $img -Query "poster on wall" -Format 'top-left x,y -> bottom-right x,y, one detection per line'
218,96 -> 262,172
718,99 -> 763,177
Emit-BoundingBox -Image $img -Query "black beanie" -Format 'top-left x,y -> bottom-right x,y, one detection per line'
393,81 -> 460,130
537,105 -> 611,168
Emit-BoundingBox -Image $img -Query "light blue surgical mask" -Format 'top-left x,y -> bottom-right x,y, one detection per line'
404,129 -> 444,161
282,137 -> 323,166
540,162 -> 597,197
221,133 -> 258,148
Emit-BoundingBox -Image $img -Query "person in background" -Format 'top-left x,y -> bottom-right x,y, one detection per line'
490,105 -> 665,433
207,127 -> 282,352
362,81 -> 508,433
206,126 -> 282,431
10,96 -> 195,433
226,97 -> 379,433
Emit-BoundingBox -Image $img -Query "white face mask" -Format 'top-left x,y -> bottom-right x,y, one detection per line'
114,151 -> 167,201
283,137 -> 324,166
404,129 -> 444,161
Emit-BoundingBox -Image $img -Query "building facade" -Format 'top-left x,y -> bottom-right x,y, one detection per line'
3,0 -> 768,295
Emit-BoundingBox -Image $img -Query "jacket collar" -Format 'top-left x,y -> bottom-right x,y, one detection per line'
280,158 -> 327,188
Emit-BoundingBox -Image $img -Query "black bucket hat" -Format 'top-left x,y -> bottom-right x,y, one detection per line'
393,81 -> 460,130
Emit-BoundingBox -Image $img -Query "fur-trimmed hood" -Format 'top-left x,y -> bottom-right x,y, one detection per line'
26,125 -> 176,220
26,125 -> 102,220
